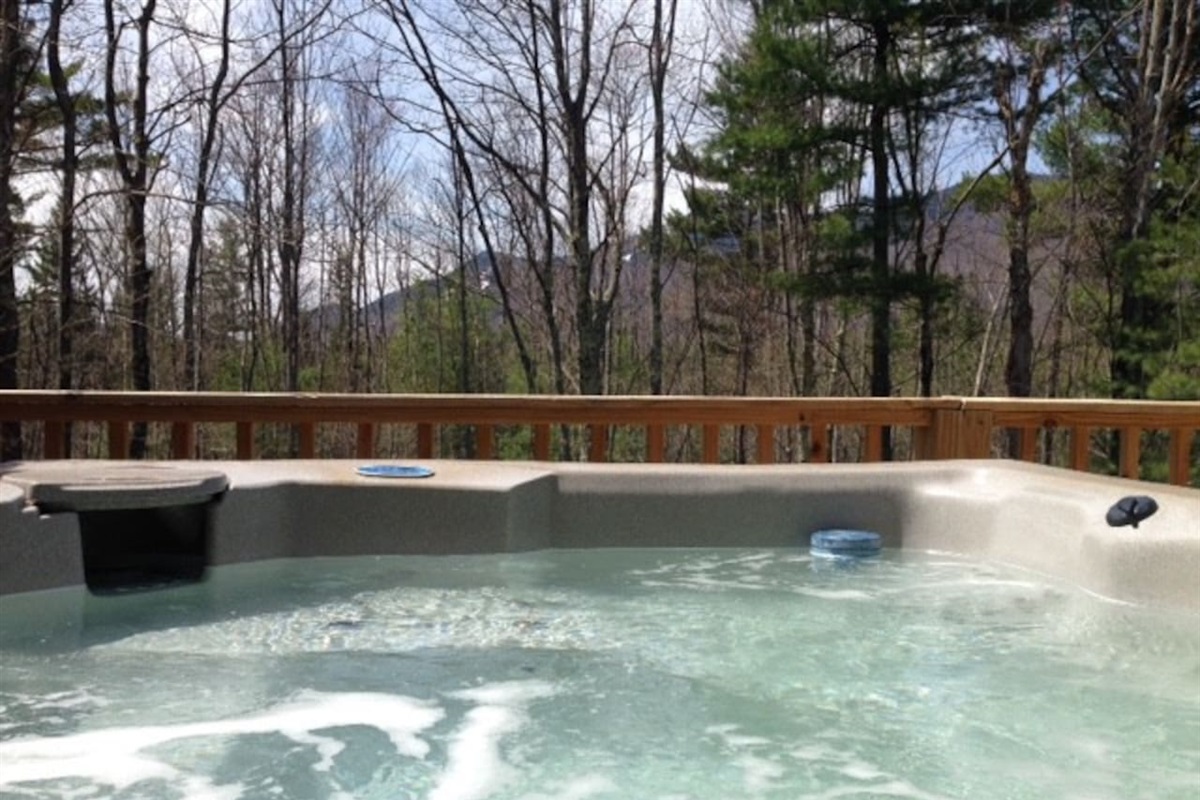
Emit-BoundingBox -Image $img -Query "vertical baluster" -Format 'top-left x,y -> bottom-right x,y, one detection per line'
1119,427 -> 1140,480
171,422 -> 195,459
533,424 -> 551,460
476,424 -> 494,459
864,425 -> 884,462
236,421 -> 255,459
702,424 -> 719,464
108,421 -> 129,459
44,421 -> 65,459
809,422 -> 829,463
298,422 -> 316,458
755,424 -> 774,464
416,423 -> 433,459
1169,428 -> 1194,487
589,424 -> 609,462
646,424 -> 665,462
1018,427 -> 1037,462
1070,426 -> 1090,472
357,423 -> 377,459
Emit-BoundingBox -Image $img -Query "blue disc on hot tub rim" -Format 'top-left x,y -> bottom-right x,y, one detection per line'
356,465 -> 435,479
810,529 -> 882,557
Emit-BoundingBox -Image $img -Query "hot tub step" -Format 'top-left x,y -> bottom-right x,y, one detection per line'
1,463 -> 228,593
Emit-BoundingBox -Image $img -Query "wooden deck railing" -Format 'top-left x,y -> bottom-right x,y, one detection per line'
1,392 -> 1197,486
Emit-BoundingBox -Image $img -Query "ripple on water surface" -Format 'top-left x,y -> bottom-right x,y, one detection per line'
1,548 -> 1198,799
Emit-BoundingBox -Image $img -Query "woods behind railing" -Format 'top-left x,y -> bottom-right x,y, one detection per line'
1,392 -> 1197,486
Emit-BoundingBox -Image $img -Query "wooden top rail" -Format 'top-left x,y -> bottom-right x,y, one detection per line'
961,398 -> 1200,429
1,391 -> 1196,431
0,391 -> 957,426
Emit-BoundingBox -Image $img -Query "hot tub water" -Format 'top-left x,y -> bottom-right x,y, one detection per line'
1,548 -> 1197,799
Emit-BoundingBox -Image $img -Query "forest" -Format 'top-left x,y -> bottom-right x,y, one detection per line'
0,0 -> 1197,461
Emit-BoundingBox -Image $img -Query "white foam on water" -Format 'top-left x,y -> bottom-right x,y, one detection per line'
429,680 -> 557,800
30,688 -> 109,711
705,723 -> 772,749
0,691 -> 443,793
707,724 -> 787,796
790,587 -> 875,601
638,576 -> 773,593
839,760 -> 887,781
799,779 -> 954,800
450,680 -> 558,707
735,753 -> 786,794
516,774 -> 618,800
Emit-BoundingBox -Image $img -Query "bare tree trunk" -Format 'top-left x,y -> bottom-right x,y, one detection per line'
377,1 -> 540,392
547,0 -> 607,396
451,157 -> 471,398
648,0 -> 677,395
243,126 -> 267,392
869,19 -> 893,457
182,0 -> 232,391
48,0 -> 76,409
274,0 -> 306,396
994,37 -> 1052,407
105,0 -> 158,458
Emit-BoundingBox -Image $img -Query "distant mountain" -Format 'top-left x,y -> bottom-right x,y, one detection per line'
309,190 -> 1063,348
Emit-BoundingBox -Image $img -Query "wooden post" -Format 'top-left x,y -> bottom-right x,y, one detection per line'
960,409 -> 994,459
236,421 -> 255,460
170,422 -> 195,459
920,408 -> 962,460
107,421 -> 129,459
755,424 -> 774,464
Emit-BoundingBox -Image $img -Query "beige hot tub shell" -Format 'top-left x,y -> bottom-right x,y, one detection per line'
1,460 -> 1197,610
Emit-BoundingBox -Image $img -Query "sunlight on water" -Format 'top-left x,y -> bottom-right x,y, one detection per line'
1,549 -> 1198,799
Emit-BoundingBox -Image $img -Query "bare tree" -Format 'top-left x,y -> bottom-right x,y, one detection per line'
178,0 -> 232,391
326,81 -> 404,391
47,0 -> 75,404
104,0 -> 166,456
376,0 -> 644,397
646,0 -> 677,395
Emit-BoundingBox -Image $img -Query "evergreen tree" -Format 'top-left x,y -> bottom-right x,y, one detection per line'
1071,0 -> 1198,398
2,1 -> 51,459
683,0 -> 1007,450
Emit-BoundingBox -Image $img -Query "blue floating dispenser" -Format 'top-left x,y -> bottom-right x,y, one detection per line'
810,529 -> 882,562
356,465 -> 435,479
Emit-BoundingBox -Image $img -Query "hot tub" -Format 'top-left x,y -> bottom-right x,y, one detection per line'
1,461 -> 1198,798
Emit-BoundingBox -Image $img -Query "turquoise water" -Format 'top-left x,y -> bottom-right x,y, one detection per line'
1,549 -> 1198,799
